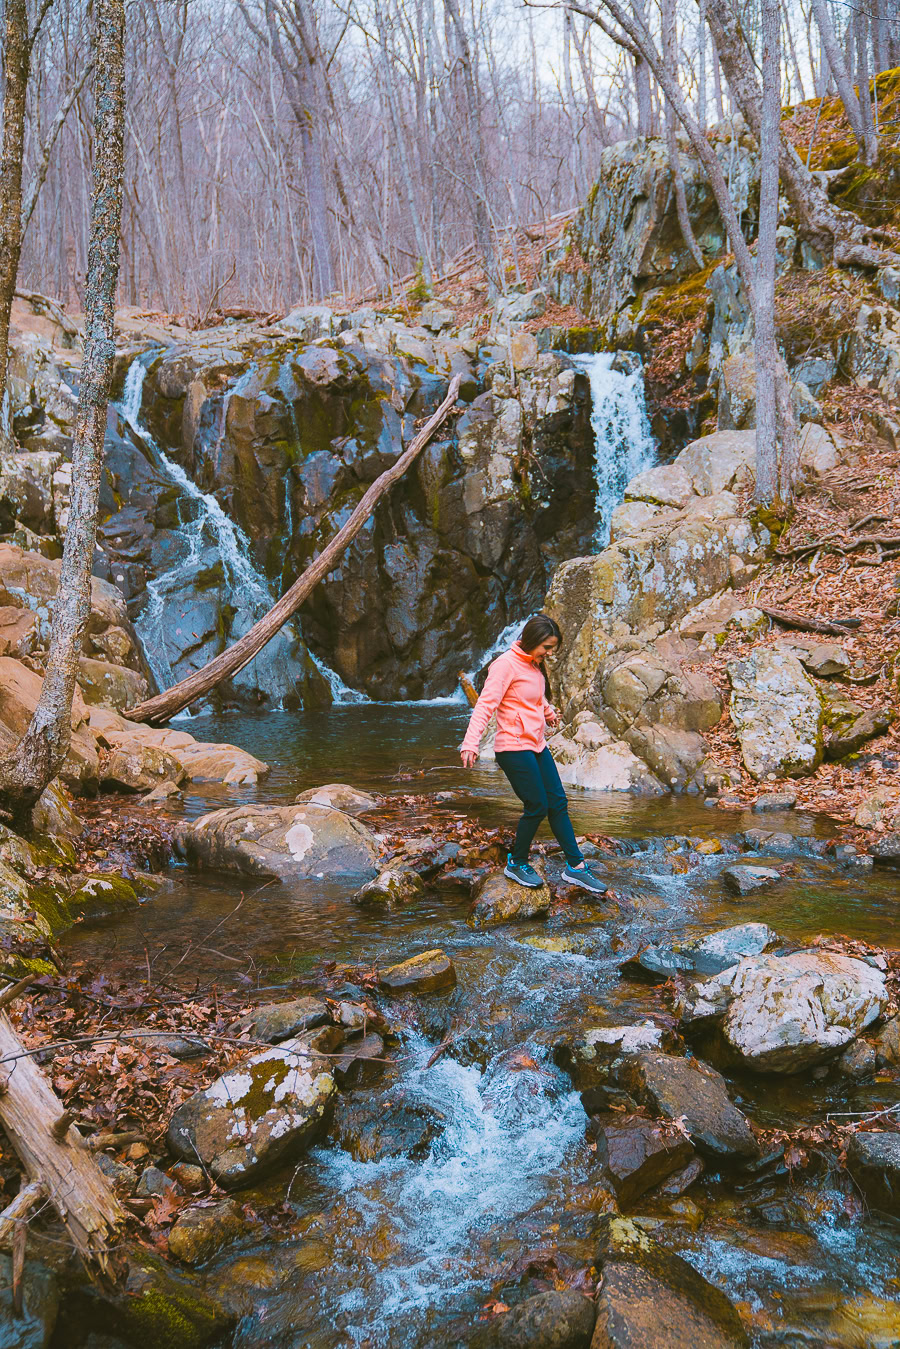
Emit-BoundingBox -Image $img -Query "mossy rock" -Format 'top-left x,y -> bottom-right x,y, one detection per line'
25,881 -> 75,937
69,873 -> 141,922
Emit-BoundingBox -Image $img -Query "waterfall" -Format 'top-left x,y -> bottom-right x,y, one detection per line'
116,356 -> 368,707
571,351 -> 656,548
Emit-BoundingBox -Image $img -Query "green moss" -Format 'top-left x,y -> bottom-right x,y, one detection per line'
25,882 -> 74,937
70,874 -> 140,921
408,258 -> 430,305
641,262 -> 719,327
119,1281 -> 228,1349
750,502 -> 792,541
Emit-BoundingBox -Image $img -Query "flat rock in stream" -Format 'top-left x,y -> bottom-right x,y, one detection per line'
174,803 -> 380,879
469,1289 -> 596,1348
468,870 -> 551,927
593,1217 -> 749,1347
295,782 -> 378,815
166,1040 -> 336,1188
167,1199 -> 246,1266
378,948 -> 457,993
593,1116 -> 695,1207
615,1052 -> 758,1159
679,950 -> 888,1072
334,1096 -> 446,1163
353,867 -> 424,908
555,1023 -> 677,1094
628,923 -> 777,978
845,1132 -> 900,1215
239,997 -> 329,1044
722,865 -> 783,897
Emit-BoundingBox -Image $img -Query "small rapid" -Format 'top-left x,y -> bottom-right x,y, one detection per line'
571,351 -> 656,548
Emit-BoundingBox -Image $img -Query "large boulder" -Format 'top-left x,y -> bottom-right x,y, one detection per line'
0,657 -> 99,794
615,1052 -> 758,1159
88,706 -> 269,785
550,728 -> 666,795
592,1216 -> 749,1347
545,500 -> 767,708
76,656 -> 149,712
469,1290 -> 596,1349
679,950 -> 888,1072
728,647 -> 824,780
166,1040 -> 336,1188
176,802 -> 380,879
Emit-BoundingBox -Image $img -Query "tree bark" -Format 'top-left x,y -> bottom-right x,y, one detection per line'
854,7 -> 878,164
0,0 -> 126,833
808,0 -> 870,161
0,0 -> 30,450
126,375 -> 463,725
661,0 -> 704,268
755,0 -> 781,504
0,1012 -> 124,1271
706,0 -> 896,267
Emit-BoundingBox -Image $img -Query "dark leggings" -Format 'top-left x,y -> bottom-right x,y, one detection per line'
494,747 -> 584,868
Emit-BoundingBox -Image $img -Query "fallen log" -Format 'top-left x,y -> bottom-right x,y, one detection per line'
0,1012 -> 124,1272
761,606 -> 861,636
126,375 -> 463,724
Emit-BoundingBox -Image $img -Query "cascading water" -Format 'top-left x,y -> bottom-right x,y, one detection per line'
116,356 -> 368,707
571,351 -> 656,548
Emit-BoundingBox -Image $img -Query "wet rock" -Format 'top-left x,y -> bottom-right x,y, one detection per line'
69,873 -> 140,921
296,1023 -> 345,1055
740,829 -> 793,855
593,1215 -> 749,1347
240,997 -> 329,1044
86,1244 -> 232,1348
378,949 -> 456,993
167,1200 -> 245,1266
166,1040 -> 336,1188
333,1097 -> 446,1162
333,1032 -> 385,1087
873,1016 -> 900,1065
728,647 -> 824,780
751,793 -> 797,813
294,783 -> 378,815
353,867 -> 424,909
555,1023 -> 676,1095
469,1289 -> 596,1348
593,1116 -> 695,1207
468,870 -> 551,927
846,1132 -> 900,1215
836,1040 -> 876,1079
632,923 -> 777,979
102,742 -> 187,793
95,1152 -> 138,1197
435,866 -> 482,893
722,865 -> 782,897
679,950 -> 888,1072
656,1155 -> 705,1196
615,1052 -> 758,1159
175,803 -> 379,880
170,1163 -> 207,1192
0,1253 -> 59,1348
872,833 -> 900,869
144,779 -> 182,801
136,1165 -> 183,1200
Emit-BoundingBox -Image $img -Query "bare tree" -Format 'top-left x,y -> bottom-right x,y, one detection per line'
0,0 -> 126,832
755,0 -> 783,502
808,0 -> 875,164
661,0 -> 704,268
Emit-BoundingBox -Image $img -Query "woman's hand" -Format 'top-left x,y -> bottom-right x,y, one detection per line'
461,750 -> 477,768
545,705 -> 559,726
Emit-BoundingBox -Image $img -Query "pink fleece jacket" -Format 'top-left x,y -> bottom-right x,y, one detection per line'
461,643 -> 552,754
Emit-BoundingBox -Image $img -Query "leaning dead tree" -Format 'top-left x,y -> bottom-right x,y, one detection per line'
0,0 -> 127,832
126,374 -> 463,724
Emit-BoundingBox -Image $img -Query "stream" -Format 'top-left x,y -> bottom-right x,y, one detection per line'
63,706 -> 900,1348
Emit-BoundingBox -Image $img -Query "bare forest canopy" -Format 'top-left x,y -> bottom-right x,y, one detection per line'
11,0 -> 900,322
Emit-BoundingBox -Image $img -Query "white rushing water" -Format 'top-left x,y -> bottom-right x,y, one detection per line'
571,351 -> 656,548
117,357 -> 368,706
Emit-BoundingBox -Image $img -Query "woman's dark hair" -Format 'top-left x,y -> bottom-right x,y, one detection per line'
519,613 -> 561,701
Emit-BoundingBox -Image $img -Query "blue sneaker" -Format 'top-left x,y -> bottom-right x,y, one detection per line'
561,862 -> 607,896
504,856 -> 544,888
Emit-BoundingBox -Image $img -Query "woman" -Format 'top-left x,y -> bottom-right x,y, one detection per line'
460,614 -> 605,894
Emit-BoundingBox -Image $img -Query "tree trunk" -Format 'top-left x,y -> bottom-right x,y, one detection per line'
755,0 -> 781,504
661,0 -> 704,268
854,7 -> 878,164
697,0 -> 707,129
126,375 -> 462,725
808,0 -> 871,162
0,1012 -> 124,1272
0,0 -> 126,833
706,0 -> 897,267
0,0 -> 30,451
443,0 -> 503,298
